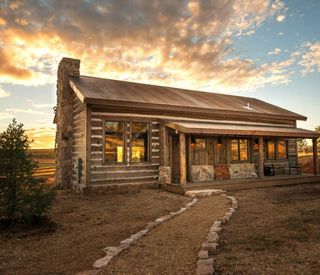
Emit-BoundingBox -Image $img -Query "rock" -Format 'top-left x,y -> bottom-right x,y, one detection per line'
185,189 -> 224,198
201,242 -> 218,255
197,258 -> 214,266
159,166 -> 171,184
207,232 -> 219,243
196,264 -> 214,275
93,255 -> 113,269
130,229 -> 148,240
146,221 -> 158,230
103,246 -> 123,256
155,214 -> 172,223
191,165 -> 214,182
120,238 -> 134,245
213,221 -> 222,227
210,225 -> 221,233
198,249 -> 209,259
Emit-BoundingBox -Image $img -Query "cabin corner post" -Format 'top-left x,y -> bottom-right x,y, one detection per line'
258,136 -> 264,178
179,132 -> 187,185
55,57 -> 80,188
84,104 -> 92,187
312,138 -> 319,175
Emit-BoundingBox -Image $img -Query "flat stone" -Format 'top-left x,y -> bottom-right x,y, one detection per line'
146,221 -> 158,230
93,255 -> 113,269
197,258 -> 214,266
196,263 -> 214,275
120,238 -> 134,245
198,249 -> 209,259
201,242 -> 218,256
103,246 -> 123,256
185,189 -> 224,198
130,229 -> 148,240
213,220 -> 222,227
210,225 -> 222,233
155,214 -> 172,223
207,232 -> 219,243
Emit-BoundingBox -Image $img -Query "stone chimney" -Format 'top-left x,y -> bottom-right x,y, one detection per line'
55,58 -> 80,188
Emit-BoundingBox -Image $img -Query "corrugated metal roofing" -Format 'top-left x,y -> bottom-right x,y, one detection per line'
70,75 -> 306,121
165,120 -> 319,138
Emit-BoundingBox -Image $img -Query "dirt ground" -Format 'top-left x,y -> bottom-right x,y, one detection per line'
214,183 -> 320,275
103,195 -> 230,275
0,189 -> 190,275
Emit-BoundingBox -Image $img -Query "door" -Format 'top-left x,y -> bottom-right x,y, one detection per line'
171,135 -> 180,183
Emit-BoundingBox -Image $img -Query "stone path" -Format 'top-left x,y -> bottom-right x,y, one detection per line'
100,195 -> 230,275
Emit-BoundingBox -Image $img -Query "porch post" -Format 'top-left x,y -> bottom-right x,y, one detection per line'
312,138 -> 319,175
179,132 -> 186,185
258,136 -> 264,178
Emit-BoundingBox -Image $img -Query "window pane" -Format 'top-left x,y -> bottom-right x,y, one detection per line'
105,134 -> 124,162
105,121 -> 124,132
267,140 -> 276,160
278,140 -> 287,160
195,138 -> 206,149
132,123 -> 148,162
232,139 -> 239,161
239,139 -> 248,161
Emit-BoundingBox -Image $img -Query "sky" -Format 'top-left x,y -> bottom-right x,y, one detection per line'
0,0 -> 319,148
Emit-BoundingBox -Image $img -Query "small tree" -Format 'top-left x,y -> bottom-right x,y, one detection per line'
0,119 -> 56,224
297,138 -> 308,155
315,126 -> 320,149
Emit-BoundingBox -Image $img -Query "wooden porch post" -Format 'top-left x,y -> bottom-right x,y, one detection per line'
179,132 -> 186,185
312,138 -> 319,175
258,136 -> 264,178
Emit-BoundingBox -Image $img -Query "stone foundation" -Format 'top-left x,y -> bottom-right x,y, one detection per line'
229,163 -> 257,179
191,165 -> 214,182
159,166 -> 171,184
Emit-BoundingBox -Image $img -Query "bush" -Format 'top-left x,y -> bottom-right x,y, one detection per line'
0,119 -> 56,224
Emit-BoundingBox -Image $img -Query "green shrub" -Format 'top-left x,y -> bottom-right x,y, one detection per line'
0,119 -> 56,224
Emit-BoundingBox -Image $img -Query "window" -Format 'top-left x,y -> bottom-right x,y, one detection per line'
105,121 -> 124,163
267,140 -> 276,160
131,122 -> 149,163
277,140 -> 288,160
232,139 -> 248,161
265,139 -> 288,160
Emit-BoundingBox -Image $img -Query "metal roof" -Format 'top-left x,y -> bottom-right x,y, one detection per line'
164,120 -> 320,138
69,75 -> 307,121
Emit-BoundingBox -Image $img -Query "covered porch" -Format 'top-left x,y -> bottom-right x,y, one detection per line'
160,119 -> 320,194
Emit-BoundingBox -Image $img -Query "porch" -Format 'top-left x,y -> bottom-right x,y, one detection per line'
165,174 -> 320,195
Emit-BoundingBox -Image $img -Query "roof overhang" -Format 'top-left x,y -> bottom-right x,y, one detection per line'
164,120 -> 320,138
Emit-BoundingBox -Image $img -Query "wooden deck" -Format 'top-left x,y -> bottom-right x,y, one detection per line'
165,174 -> 320,195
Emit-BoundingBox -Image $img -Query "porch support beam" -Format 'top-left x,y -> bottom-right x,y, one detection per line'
258,136 -> 264,178
179,132 -> 186,185
313,138 -> 319,175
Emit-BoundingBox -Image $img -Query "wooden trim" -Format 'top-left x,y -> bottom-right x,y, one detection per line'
179,132 -> 186,185
85,104 -> 92,186
313,138 -> 319,175
258,137 -> 264,178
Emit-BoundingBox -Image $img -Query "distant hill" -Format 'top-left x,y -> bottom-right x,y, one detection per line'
29,148 -> 55,159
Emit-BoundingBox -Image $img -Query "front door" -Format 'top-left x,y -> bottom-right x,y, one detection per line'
171,135 -> 180,183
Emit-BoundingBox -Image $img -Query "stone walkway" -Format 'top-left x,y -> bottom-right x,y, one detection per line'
100,195 -> 230,275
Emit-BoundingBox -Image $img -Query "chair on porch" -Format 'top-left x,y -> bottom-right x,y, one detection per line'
264,164 -> 275,176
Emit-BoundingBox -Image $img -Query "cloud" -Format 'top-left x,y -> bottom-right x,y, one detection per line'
0,86 -> 10,98
26,126 -> 56,149
298,42 -> 320,75
268,48 -> 282,55
0,0 -> 290,92
277,32 -> 284,36
6,108 -> 48,115
276,15 -> 285,22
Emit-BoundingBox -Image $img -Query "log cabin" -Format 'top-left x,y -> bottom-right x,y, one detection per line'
54,57 -> 320,194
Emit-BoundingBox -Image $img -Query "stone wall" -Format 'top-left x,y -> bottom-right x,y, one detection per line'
159,166 -> 171,184
229,163 -> 257,179
191,165 -> 214,182
55,58 -> 80,188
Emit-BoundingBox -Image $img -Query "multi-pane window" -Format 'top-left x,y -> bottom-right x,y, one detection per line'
266,140 -> 276,160
232,139 -> 248,161
278,140 -> 288,160
265,139 -> 288,160
131,122 -> 149,163
105,121 -> 124,163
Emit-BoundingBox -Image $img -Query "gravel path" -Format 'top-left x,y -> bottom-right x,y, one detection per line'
102,195 -> 230,275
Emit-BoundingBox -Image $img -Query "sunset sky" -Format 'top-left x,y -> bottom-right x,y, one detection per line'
0,0 -> 319,148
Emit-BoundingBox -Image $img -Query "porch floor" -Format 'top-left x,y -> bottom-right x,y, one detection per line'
165,174 -> 320,195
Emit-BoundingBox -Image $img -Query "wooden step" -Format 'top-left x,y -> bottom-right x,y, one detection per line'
90,175 -> 159,185
91,169 -> 159,179
91,163 -> 160,172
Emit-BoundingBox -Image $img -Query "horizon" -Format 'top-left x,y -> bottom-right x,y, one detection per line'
0,0 -> 319,149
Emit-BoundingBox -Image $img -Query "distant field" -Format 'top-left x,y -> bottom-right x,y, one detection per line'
299,155 -> 320,174
30,148 -> 55,183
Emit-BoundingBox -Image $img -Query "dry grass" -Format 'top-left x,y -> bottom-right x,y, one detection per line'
0,189 -> 190,275
214,183 -> 320,274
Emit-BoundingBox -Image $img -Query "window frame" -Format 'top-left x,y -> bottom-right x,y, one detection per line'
130,122 -> 151,164
265,138 -> 288,161
231,138 -> 249,162
103,120 -> 126,164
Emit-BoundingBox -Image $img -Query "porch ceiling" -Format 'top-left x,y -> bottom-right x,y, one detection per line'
164,120 -> 320,138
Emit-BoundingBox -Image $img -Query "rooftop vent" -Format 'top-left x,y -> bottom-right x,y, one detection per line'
243,103 -> 253,111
